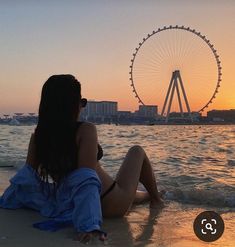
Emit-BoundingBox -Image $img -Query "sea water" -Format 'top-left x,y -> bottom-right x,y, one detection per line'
0,124 -> 235,209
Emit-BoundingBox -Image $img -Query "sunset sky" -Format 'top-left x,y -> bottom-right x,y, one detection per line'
0,0 -> 234,115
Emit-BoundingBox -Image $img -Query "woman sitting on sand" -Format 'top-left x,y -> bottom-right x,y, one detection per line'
0,74 -> 163,243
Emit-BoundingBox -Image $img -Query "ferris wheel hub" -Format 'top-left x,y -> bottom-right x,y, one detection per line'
161,70 -> 192,123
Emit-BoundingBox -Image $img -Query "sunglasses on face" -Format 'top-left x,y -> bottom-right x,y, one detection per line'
81,98 -> 87,108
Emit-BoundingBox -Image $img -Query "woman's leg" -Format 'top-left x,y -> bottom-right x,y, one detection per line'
133,190 -> 150,204
115,145 -> 162,211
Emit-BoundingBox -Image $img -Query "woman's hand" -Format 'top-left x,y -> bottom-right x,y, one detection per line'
75,230 -> 107,244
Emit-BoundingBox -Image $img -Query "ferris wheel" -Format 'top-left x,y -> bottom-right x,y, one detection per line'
129,25 -> 222,122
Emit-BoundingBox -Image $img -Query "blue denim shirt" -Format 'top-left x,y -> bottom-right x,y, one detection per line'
0,164 -> 105,233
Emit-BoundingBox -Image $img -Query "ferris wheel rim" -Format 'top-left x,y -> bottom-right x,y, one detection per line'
129,25 -> 222,113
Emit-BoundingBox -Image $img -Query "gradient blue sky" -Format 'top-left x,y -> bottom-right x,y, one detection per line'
0,0 -> 234,115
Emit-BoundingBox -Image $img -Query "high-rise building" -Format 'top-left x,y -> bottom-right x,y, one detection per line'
137,105 -> 158,118
101,101 -> 118,116
207,109 -> 235,122
117,111 -> 132,117
81,100 -> 118,117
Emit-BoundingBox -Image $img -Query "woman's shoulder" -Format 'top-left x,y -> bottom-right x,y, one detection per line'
76,121 -> 97,132
75,121 -> 97,143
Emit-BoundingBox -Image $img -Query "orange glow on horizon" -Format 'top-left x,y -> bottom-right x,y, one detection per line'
0,2 -> 234,116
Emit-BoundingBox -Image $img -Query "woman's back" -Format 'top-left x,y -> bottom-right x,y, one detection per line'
27,121 -> 103,183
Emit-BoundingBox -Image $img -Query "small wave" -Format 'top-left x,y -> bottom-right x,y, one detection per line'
216,147 -> 233,154
204,156 -> 221,162
0,144 -> 5,149
188,156 -> 204,163
227,159 -> 235,166
9,129 -> 24,135
174,175 -> 212,183
116,131 -> 139,138
0,160 -> 25,169
165,156 -> 183,164
163,188 -> 235,208
199,138 -> 207,144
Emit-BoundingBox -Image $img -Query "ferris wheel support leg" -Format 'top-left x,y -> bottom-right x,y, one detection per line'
178,72 -> 193,122
161,73 -> 174,118
166,77 -> 176,122
175,78 -> 184,117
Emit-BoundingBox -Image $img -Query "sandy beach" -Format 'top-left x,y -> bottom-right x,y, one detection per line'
0,201 -> 234,247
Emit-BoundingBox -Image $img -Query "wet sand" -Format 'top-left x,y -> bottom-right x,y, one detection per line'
0,202 -> 234,247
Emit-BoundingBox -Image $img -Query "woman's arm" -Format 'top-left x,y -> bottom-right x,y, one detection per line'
76,122 -> 98,170
26,133 -> 40,170
75,122 -> 106,242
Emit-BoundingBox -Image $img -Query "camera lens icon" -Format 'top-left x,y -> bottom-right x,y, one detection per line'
205,222 -> 213,231
201,219 -> 217,235
205,223 -> 212,230
193,211 -> 224,242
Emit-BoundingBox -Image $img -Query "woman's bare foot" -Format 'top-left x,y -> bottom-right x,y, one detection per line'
149,190 -> 165,209
150,198 -> 164,209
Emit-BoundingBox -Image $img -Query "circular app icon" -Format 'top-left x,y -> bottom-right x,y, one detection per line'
193,211 -> 224,242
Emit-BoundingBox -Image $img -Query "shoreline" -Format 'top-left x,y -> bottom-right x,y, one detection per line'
0,202 -> 234,246
0,122 -> 235,126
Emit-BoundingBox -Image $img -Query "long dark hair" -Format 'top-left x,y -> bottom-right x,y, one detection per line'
34,74 -> 81,183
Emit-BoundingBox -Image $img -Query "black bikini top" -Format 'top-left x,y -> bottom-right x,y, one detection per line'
76,121 -> 103,161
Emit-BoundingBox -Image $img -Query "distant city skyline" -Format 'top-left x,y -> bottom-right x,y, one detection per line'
1,102 -> 235,125
0,1 -> 234,114
0,98 -> 234,117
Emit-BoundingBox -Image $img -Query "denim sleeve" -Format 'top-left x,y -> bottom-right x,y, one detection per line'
0,164 -> 46,210
71,176 -> 103,232
0,165 -> 106,235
